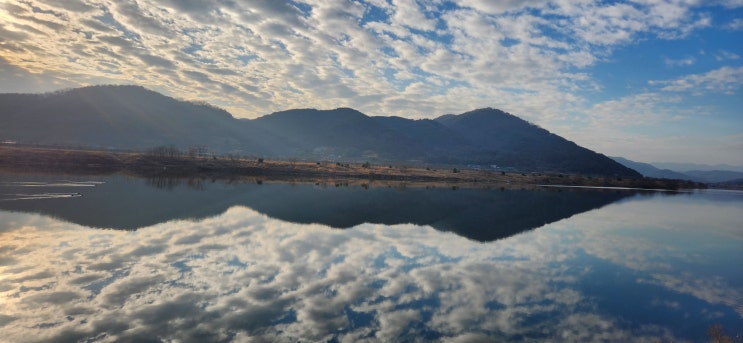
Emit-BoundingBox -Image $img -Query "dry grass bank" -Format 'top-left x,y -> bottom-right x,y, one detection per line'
0,145 -> 705,190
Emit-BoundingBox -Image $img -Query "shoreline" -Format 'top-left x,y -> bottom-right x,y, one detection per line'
0,145 -> 707,190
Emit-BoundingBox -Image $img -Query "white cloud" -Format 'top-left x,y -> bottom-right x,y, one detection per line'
650,66 -> 743,94
664,56 -> 695,66
727,18 -> 743,30
0,0 -> 727,119
391,0 -> 437,31
715,50 -> 741,61
457,0 -> 551,15
717,0 -> 743,9
587,92 -> 683,126
545,87 -> 743,165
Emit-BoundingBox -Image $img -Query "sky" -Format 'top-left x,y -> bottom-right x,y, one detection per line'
0,0 -> 742,165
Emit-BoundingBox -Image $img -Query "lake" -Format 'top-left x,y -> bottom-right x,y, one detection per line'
0,173 -> 741,342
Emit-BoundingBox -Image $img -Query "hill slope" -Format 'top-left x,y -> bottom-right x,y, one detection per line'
0,85 -> 268,154
435,109 -> 640,177
1,85 -> 640,177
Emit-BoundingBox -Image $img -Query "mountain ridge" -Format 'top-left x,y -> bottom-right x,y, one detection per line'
0,85 -> 640,177
611,156 -> 743,183
611,156 -> 693,181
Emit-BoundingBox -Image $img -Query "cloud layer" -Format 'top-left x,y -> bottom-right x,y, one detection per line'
0,191 -> 741,342
0,0 -> 741,164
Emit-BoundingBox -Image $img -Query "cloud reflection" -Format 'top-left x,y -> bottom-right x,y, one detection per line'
0,192 -> 741,342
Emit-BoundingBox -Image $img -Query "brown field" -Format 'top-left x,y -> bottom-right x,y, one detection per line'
0,144 -> 705,190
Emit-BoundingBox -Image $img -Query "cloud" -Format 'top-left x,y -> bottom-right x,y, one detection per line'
727,18 -> 743,30
588,92 -> 686,125
650,66 -> 743,94
35,0 -> 96,13
457,0 -> 551,15
391,0 -> 437,31
715,50 -> 740,61
664,57 -> 695,67
0,0 -> 727,119
717,0 -> 743,8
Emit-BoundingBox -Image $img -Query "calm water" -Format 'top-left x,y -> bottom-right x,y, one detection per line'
0,174 -> 741,342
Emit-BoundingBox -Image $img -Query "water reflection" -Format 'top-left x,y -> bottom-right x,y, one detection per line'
0,174 -> 637,241
0,176 -> 741,342
0,173 -> 743,342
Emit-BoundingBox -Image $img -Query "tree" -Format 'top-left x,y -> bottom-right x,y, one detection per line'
147,145 -> 181,159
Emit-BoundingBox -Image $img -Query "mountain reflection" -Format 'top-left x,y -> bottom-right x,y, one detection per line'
0,174 -> 637,241
1,189 -> 741,342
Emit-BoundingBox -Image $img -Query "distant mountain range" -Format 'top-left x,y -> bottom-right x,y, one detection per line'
0,85 -> 641,177
651,162 -> 743,173
610,157 -> 692,180
682,170 -> 743,184
611,156 -> 743,184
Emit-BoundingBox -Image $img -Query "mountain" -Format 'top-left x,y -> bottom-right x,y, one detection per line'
371,116 -> 473,158
250,107 -> 639,176
611,157 -> 743,183
651,162 -> 743,173
250,108 -> 421,159
435,109 -> 640,177
683,170 -> 743,183
611,156 -> 693,180
0,85 -> 640,177
0,85 -> 269,155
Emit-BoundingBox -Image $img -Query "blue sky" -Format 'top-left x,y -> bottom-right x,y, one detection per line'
1,0 -> 741,165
